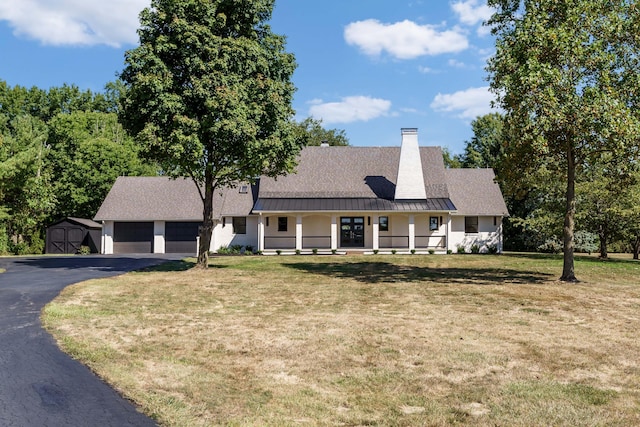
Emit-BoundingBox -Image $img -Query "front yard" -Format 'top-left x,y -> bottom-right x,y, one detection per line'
42,254 -> 640,426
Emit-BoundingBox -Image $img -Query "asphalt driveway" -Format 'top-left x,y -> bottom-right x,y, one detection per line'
0,255 -> 187,427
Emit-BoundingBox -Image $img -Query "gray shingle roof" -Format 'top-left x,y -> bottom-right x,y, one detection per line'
445,169 -> 509,216
258,146 -> 449,199
93,177 -> 256,221
94,177 -> 202,221
94,149 -> 509,221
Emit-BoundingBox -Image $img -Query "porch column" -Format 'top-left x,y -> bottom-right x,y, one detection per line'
446,214 -> 452,252
331,215 -> 338,250
408,214 -> 415,251
296,215 -> 303,250
372,215 -> 379,251
258,214 -> 264,252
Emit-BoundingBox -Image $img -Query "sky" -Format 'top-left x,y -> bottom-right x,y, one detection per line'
0,0 -> 499,154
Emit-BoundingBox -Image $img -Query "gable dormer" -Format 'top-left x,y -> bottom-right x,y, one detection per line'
394,128 -> 427,200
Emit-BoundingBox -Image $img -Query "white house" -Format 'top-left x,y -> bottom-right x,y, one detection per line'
94,128 -> 509,254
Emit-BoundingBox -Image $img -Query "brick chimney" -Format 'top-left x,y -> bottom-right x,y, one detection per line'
394,128 -> 427,200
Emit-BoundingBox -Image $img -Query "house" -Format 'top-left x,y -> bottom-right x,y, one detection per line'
94,128 -> 508,254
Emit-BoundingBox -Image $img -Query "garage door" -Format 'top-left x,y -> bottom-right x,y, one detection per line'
113,222 -> 153,253
165,222 -> 201,253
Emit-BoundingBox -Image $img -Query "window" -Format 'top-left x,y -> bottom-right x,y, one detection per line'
379,216 -> 389,231
232,217 -> 246,234
239,185 -> 248,194
278,216 -> 288,232
429,216 -> 439,231
465,216 -> 479,233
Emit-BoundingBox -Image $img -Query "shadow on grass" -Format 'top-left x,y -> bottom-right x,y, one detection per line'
136,259 -> 197,272
284,261 -> 554,285
503,252 -> 639,265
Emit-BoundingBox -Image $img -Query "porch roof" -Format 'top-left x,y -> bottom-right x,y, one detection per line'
253,197 -> 456,213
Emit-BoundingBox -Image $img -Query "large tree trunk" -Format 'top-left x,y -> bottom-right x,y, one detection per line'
561,148 -> 578,282
197,172 -> 215,268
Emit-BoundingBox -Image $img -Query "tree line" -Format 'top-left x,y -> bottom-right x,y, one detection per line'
448,112 -> 640,261
0,81 -> 155,254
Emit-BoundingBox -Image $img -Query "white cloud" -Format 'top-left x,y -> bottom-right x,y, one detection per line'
451,0 -> 494,26
448,59 -> 467,68
0,0 -> 148,47
308,96 -> 392,124
430,86 -> 495,120
344,19 -> 468,60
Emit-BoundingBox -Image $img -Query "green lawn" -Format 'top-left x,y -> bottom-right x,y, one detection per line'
43,253 -> 640,426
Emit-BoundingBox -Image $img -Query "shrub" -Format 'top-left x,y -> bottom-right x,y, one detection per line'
410,249 -> 416,255
276,249 -> 282,255
331,249 -> 337,255
429,249 -> 435,255
295,249 -> 301,255
487,244 -> 498,254
373,249 -> 379,254
574,231 -> 598,254
470,244 -> 480,254
312,248 -> 318,255
245,245 -> 254,254
538,237 -> 562,254
457,245 -> 466,254
10,241 -> 30,255
391,249 -> 397,254
78,246 -> 91,255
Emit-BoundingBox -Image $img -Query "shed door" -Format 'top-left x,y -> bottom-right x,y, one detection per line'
47,226 -> 84,254
48,227 -> 67,254
113,222 -> 153,253
165,222 -> 201,254
66,227 -> 84,253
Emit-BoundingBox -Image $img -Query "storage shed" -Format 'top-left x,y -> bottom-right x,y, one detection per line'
46,217 -> 102,254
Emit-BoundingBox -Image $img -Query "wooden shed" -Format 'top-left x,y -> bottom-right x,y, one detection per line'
46,217 -> 102,254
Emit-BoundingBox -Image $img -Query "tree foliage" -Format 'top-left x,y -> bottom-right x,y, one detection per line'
48,111 -> 156,220
459,113 -> 504,169
487,0 -> 640,281
0,80 -> 154,254
293,117 -> 349,146
120,0 -> 303,267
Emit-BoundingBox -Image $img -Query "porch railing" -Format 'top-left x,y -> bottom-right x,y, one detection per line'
415,235 -> 447,249
264,236 -> 296,249
302,236 -> 331,249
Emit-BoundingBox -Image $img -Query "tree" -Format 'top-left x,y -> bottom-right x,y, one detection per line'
459,113 -> 504,169
0,115 -> 55,254
120,0 -> 303,267
293,117 -> 349,146
47,111 -> 156,221
441,147 -> 461,169
575,157 -> 638,258
487,0 -> 640,281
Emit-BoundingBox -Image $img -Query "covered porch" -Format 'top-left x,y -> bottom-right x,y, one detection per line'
257,212 -> 451,253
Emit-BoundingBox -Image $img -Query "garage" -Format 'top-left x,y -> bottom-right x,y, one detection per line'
113,222 -> 154,254
165,222 -> 201,253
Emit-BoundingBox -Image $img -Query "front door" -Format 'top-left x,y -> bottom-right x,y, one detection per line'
340,217 -> 365,247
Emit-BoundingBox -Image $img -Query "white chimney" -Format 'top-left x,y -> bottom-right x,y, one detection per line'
394,128 -> 427,200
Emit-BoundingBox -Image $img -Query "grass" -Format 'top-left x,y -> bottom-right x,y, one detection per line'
42,253 -> 640,426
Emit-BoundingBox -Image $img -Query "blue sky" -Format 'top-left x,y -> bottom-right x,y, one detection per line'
0,0 -> 498,154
